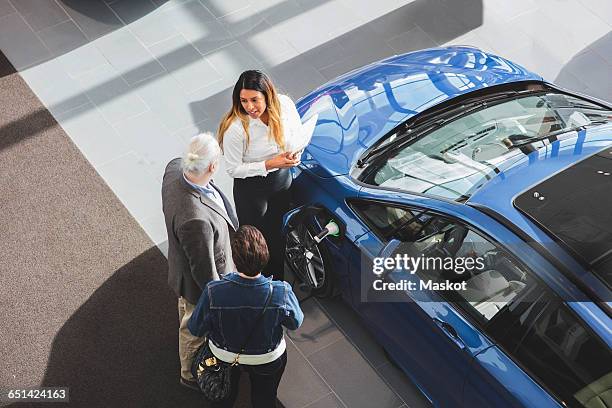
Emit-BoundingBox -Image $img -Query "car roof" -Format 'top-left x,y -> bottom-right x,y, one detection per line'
296,46 -> 542,177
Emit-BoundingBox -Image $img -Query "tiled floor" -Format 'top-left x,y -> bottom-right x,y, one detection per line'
1,0 -> 609,245
281,268 -> 431,408
2,0 -> 610,244
1,0 -> 610,407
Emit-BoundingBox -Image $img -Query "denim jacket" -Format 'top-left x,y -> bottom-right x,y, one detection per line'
188,273 -> 304,354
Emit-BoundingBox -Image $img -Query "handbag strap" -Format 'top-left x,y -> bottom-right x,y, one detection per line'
232,282 -> 273,365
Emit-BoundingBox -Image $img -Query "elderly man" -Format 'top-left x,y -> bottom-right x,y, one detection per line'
162,132 -> 238,390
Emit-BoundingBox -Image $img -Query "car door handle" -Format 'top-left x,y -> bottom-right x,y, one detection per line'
433,318 -> 466,350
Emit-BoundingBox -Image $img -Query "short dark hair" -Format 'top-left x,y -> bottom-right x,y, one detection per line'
231,225 -> 269,276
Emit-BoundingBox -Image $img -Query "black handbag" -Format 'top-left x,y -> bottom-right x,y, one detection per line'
192,283 -> 273,402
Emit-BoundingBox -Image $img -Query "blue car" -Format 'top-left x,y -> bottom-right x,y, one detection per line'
282,46 -> 612,408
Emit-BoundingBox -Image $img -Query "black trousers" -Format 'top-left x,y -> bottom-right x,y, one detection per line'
233,169 -> 291,280
211,351 -> 287,408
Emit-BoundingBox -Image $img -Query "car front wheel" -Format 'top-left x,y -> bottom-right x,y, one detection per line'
285,221 -> 333,298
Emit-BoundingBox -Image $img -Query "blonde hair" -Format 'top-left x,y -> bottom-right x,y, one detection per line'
218,70 -> 284,152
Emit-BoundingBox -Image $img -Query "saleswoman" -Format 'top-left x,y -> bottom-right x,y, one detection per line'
218,70 -> 302,280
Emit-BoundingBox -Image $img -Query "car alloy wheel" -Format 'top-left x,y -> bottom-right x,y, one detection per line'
285,221 -> 331,296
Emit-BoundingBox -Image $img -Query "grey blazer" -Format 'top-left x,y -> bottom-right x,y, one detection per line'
162,158 -> 238,305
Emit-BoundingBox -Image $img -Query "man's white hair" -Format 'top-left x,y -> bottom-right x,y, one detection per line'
182,132 -> 222,175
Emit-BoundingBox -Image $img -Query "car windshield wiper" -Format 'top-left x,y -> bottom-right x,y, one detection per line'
510,120 -> 611,148
356,90 -> 527,168
357,102 -> 493,167
410,90 -> 522,128
356,123 -> 432,167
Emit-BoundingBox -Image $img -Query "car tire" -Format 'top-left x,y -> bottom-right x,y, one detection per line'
285,220 -> 334,298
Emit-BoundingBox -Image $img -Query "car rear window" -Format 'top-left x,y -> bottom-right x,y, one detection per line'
514,146 -> 612,287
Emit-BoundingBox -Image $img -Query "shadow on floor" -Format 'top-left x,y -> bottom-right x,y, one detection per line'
7,247 -> 204,407
555,32 -> 612,103
188,0 -> 484,132
0,0 -> 484,154
0,47 -> 16,79
5,247 -> 260,408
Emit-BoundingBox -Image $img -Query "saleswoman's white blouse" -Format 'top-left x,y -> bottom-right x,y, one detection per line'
223,94 -> 303,179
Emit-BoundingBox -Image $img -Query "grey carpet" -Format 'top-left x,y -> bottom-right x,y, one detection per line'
0,52 -> 257,407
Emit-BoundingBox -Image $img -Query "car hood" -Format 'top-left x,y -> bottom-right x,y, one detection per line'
295,46 -> 542,177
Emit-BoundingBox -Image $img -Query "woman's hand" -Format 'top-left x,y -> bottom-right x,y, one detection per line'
265,152 -> 300,170
288,150 -> 302,161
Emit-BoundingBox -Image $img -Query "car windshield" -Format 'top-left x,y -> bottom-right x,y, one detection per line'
365,92 -> 612,200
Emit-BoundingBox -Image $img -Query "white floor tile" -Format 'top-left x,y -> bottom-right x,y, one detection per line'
171,120 -> 214,144
471,11 -> 531,55
508,9 -> 579,63
201,0 -> 252,18
140,215 -> 168,245
267,1 -> 362,53
112,110 -> 186,180
164,0 -> 233,55
337,0 -> 406,21
502,38 -> 566,81
129,8 -> 179,46
20,59 -> 90,116
57,103 -> 131,168
213,158 -> 234,202
59,43 -> 110,79
484,0 -> 538,21
76,64 -> 150,124
444,30 -> 499,55
220,7 -> 298,68
96,152 -> 164,223
135,73 -> 210,132
201,41 -> 263,90
148,34 -> 223,93
577,0 -> 612,26
95,28 -> 165,85
537,0 -> 610,53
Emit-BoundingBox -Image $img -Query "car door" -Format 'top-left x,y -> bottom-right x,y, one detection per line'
464,286 -> 612,408
345,197 -> 499,407
345,193 -> 612,407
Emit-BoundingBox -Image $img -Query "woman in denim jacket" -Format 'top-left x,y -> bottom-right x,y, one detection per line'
188,225 -> 304,407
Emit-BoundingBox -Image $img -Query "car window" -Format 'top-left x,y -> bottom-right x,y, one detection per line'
408,218 -> 532,322
490,291 -> 612,408
362,92 -> 612,201
352,200 -> 532,322
353,201 -> 612,407
350,200 -> 439,242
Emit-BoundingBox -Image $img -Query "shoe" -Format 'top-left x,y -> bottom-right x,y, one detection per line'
180,377 -> 200,391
